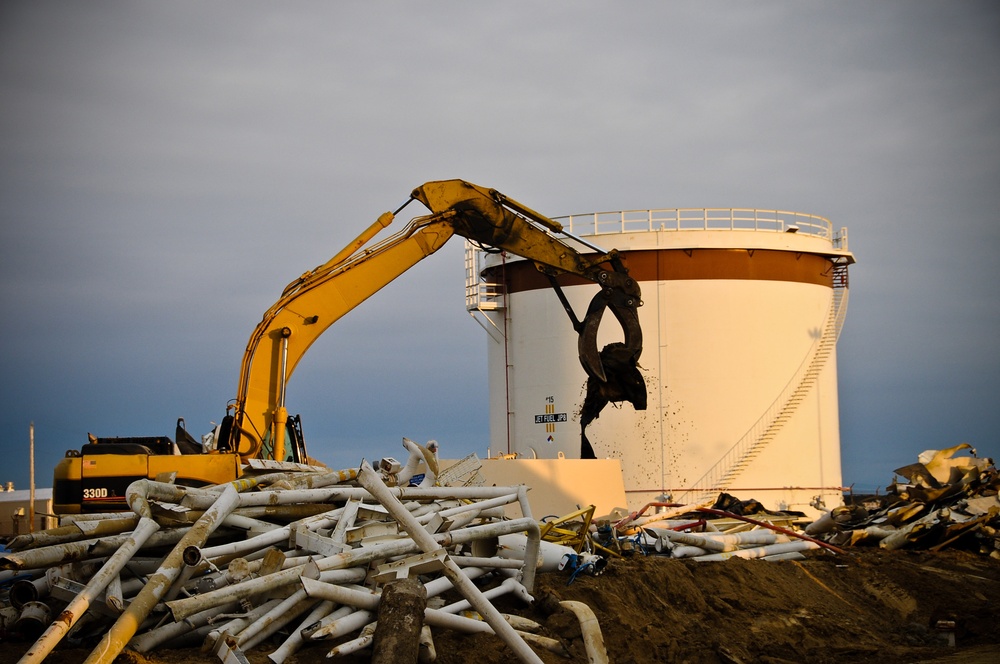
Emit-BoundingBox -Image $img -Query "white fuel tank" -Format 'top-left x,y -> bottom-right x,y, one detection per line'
467,209 -> 854,516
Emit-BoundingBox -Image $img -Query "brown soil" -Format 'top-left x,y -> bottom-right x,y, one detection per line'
4,548 -> 999,664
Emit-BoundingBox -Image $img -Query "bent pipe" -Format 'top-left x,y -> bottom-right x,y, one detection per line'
18,516 -> 161,664
357,461 -> 543,664
83,485 -> 242,664
559,600 -> 610,664
266,599 -> 335,664
302,577 -> 556,653
167,515 -> 538,622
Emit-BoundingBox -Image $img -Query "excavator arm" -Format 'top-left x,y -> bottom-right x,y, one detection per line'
225,179 -> 644,461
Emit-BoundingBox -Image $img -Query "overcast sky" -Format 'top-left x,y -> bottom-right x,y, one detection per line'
2,1 -> 997,495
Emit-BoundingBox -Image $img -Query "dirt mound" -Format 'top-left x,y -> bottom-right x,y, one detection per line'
4,548 -> 998,664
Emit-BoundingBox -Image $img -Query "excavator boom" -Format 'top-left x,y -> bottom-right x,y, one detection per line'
52,179 -> 645,514
227,179 -> 643,461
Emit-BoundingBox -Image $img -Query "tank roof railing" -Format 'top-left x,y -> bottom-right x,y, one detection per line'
554,208 -> 835,242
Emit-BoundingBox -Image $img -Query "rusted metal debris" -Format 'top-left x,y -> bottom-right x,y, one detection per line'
585,497 -> 826,563
809,444 -> 999,556
0,445 -> 612,664
556,445 -> 998,564
596,445 -> 998,561
3,441 -> 994,660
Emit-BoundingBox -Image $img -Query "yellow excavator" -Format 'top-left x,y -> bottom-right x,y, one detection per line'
52,180 -> 645,514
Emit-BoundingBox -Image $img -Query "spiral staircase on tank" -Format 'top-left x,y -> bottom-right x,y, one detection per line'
465,239 -> 853,508
672,258 -> 851,506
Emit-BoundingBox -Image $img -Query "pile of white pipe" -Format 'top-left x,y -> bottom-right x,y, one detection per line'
0,446 -> 612,664
642,527 -> 819,561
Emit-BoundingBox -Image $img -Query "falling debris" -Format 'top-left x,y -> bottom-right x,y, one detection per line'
579,342 -> 647,459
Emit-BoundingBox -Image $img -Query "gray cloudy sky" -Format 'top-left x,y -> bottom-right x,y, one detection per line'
2,1 -> 998,493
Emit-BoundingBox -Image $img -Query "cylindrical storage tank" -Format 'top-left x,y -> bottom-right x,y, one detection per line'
469,209 -> 854,516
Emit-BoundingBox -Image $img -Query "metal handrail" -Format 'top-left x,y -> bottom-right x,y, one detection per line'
555,208 -> 834,241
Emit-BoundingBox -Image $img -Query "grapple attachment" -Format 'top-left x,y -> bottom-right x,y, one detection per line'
574,261 -> 647,459
577,267 -> 643,383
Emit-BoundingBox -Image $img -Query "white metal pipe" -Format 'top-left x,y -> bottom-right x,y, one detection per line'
6,515 -> 141,551
173,484 -> 537,511
274,466 -> 359,489
195,524 -> 290,561
297,604 -> 358,643
202,598 -> 283,654
125,479 -> 204,512
666,545 -> 712,558
329,622 -> 386,659
559,601 -> 609,664
237,588 -> 317,651
16,516 -> 161,664
663,531 -> 787,558
497,533 -> 572,574
58,512 -> 134,524
83,484 -> 242,664
696,530 -> 783,541
434,493 -> 519,521
221,512 -> 284,533
452,556 -> 524,569
167,562 -> 363,622
170,557 -> 401,622
105,574 -> 123,613
167,517 -> 535,621
197,505 -> 343,561
438,577 -> 531,614
760,551 -> 808,561
162,556 -> 203,603
0,527 -> 190,571
698,531 -> 781,547
328,498 -> 359,544
195,487 -> 358,509
13,601 -> 50,640
9,575 -> 51,609
690,540 -> 819,561
420,624 -> 436,661
411,496 -> 461,518
294,563 -> 487,649
234,566 -> 363,649
300,576 -> 435,618
397,437 -> 430,486
653,529 -> 728,552
356,461 -> 543,664
266,599 -> 336,664
306,606 -> 376,641
128,600 -> 240,653
301,585 -> 562,658
502,614 -> 545,632
421,565 -> 488,595
326,629 -> 376,658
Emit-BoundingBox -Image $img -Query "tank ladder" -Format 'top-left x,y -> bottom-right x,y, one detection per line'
674,259 -> 851,505
464,242 -> 506,343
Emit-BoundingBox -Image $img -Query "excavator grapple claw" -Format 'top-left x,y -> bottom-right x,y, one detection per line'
575,264 -> 647,458
577,269 -> 643,383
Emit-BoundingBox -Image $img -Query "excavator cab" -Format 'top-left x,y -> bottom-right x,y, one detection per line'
260,414 -> 308,464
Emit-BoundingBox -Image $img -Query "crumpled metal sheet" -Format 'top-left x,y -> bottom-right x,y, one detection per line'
814,446 -> 999,556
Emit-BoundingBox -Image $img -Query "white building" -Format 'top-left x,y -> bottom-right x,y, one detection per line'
0,485 -> 56,538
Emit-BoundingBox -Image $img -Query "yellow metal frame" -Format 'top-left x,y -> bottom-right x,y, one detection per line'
539,505 -> 596,553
